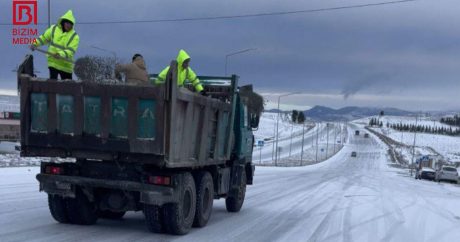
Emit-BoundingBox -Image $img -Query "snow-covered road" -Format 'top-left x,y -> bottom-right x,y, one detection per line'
1,126 -> 460,242
253,122 -> 346,165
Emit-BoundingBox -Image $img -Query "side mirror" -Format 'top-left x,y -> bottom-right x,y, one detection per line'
250,114 -> 259,129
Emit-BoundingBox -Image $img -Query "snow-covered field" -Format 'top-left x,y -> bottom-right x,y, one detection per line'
386,132 -> 460,161
1,126 -> 460,241
356,115 -> 457,129
356,116 -> 460,162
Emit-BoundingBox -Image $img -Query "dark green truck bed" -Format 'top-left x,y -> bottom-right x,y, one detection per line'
18,56 -> 238,168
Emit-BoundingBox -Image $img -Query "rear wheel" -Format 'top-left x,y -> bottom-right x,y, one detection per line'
66,188 -> 98,225
144,205 -> 166,233
193,172 -> 214,227
226,169 -> 247,213
48,194 -> 69,223
163,172 -> 196,235
98,210 -> 126,220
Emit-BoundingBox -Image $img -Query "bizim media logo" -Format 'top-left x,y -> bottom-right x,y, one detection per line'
12,0 -> 38,45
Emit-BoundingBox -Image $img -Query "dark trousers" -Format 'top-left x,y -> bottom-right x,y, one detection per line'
49,67 -> 72,80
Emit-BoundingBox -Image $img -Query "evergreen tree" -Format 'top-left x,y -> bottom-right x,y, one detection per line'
292,110 -> 298,123
297,112 -> 306,124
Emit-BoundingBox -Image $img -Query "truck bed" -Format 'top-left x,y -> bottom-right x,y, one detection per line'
19,57 -> 237,168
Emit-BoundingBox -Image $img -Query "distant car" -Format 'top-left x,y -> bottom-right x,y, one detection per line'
415,167 -> 436,181
355,130 -> 360,136
364,133 -> 369,138
435,166 -> 459,183
351,151 -> 357,157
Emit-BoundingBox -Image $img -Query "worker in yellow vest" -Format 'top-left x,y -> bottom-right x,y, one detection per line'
30,10 -> 80,80
155,50 -> 204,93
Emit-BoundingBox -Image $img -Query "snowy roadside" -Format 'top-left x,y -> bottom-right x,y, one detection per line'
356,116 -> 460,162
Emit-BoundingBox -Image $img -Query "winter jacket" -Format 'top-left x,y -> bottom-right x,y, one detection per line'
115,57 -> 149,85
155,50 -> 203,92
33,10 -> 79,74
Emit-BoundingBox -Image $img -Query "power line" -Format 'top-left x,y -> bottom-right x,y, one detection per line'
1,0 -> 416,26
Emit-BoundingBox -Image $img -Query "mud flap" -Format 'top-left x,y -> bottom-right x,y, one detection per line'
229,164 -> 245,197
245,163 -> 255,185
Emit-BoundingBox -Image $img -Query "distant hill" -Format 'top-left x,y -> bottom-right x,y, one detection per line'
304,106 -> 413,121
265,109 -> 289,113
264,105 -> 414,121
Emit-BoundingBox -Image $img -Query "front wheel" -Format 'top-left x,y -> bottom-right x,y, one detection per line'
226,169 -> 247,213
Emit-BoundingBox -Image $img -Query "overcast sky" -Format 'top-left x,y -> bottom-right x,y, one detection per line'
1,0 -> 459,111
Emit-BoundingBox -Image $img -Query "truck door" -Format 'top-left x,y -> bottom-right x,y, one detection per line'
236,99 -> 254,160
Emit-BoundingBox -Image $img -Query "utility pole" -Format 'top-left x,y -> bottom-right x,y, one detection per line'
326,123 -> 329,159
274,92 -> 300,165
47,1 -> 51,27
315,122 -> 319,163
333,123 -> 337,153
400,124 -> 404,153
300,123 -> 305,165
410,113 -> 419,176
289,122 -> 294,158
259,145 -> 262,165
339,122 -> 343,149
274,102 -> 281,166
272,116 -> 276,160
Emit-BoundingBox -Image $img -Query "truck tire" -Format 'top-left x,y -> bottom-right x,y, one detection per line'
66,188 -> 98,225
193,171 -> 214,227
226,169 -> 246,213
163,172 -> 196,235
98,210 -> 126,219
144,205 -> 166,233
48,194 -> 69,223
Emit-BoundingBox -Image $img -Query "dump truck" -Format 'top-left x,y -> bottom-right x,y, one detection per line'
17,55 -> 262,235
